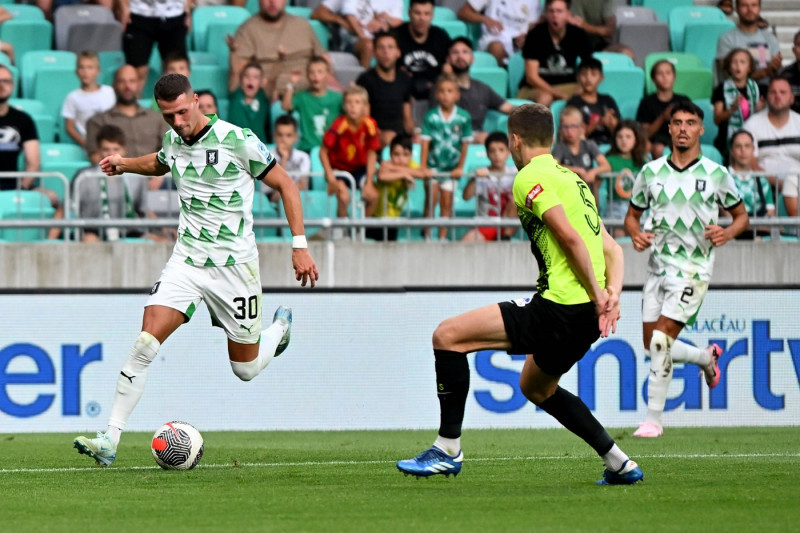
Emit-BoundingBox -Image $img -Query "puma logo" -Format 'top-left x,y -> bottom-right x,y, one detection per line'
120,372 -> 135,383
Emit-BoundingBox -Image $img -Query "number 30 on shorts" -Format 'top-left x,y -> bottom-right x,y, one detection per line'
233,295 -> 259,319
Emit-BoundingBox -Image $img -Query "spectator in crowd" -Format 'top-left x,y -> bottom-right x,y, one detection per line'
456,0 -> 541,67
162,53 -> 190,77
778,30 -> 800,114
368,133 -> 432,241
62,51 -> 116,148
713,48 -> 764,164
447,36 -> 514,145
420,73 -> 472,240
120,0 -> 190,90
603,120 -> 648,236
726,129 -> 775,239
228,62 -> 271,143
0,6 -> 16,64
282,56 -> 343,153
311,0 -> 354,51
394,0 -> 452,99
265,115 -> 310,204
196,90 -> 219,115
343,0 -> 403,68
567,0 -> 616,51
72,125 -> 153,243
229,0 -> 326,101
320,85 -> 380,220
566,56 -> 619,145
552,105 -> 610,194
517,0 -> 592,106
716,0 -> 781,89
636,60 -> 691,159
85,65 -> 166,164
460,131 -> 517,242
744,77 -> 800,217
356,32 -> 414,148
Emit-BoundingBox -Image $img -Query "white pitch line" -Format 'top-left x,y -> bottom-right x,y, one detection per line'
0,452 -> 798,474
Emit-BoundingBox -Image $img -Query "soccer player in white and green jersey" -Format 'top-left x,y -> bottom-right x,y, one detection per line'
624,100 -> 749,438
73,74 -> 319,466
398,103 -> 643,485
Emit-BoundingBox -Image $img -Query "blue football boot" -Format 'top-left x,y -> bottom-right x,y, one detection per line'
597,460 -> 644,485
397,446 -> 463,478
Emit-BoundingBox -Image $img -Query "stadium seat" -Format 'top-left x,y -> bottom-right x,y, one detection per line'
644,53 -> 713,100
433,6 -> 457,21
309,20 -> 331,51
39,142 -> 89,204
668,6 -> 728,52
278,190 -> 337,236
5,4 -> 45,20
641,0 -> 693,24
615,5 -> 658,29
65,22 -> 123,54
464,144 -> 489,176
205,21 -> 245,66
309,146 -> 324,191
508,52 -> 525,99
335,65 -> 366,88
252,193 -> 281,240
190,65 -> 228,100
98,50 -> 125,87
470,66 -> 508,98
434,20 -> 469,40
329,51 -> 359,69
550,99 -> 566,137
0,190 -> 55,242
693,98 -> 718,146
0,21 -> 54,79
20,51 -> 77,100
188,51 -> 219,65
598,66 -> 645,112
472,51 -> 498,68
592,52 -> 636,69
54,5 -> 119,51
285,6 -> 312,18
482,110 -> 508,137
682,20 -> 736,72
191,6 -> 250,51
700,144 -> 723,165
9,98 -> 55,143
616,21 -> 670,69
33,66 -> 80,121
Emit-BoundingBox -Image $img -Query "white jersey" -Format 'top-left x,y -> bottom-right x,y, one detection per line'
630,155 -> 742,281
157,115 -> 275,267
470,0 -> 541,46
474,165 -> 515,217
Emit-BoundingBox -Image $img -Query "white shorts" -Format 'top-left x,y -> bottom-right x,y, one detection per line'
438,178 -> 456,192
641,273 -> 708,325
146,256 -> 263,344
478,31 -> 515,57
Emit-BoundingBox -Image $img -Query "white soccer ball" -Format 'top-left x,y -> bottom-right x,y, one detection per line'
151,421 -> 204,470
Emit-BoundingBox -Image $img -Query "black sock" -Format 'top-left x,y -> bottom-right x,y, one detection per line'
537,386 -> 614,456
434,349 -> 470,439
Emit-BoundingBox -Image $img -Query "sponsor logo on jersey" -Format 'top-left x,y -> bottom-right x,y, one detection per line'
525,184 -> 543,209
206,149 -> 218,166
696,179 -> 706,192
150,281 -> 160,295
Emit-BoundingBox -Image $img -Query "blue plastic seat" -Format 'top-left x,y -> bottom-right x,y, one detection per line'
190,64 -> 228,100
39,142 -> 90,203
0,190 -> 55,241
693,98 -> 718,146
508,52 -> 525,99
682,20 -> 736,71
472,51 -> 499,68
20,51 -> 77,99
641,0 -> 693,24
668,5 -> 728,52
434,20 -> 469,40
191,6 -> 250,51
33,66 -> 80,120
470,66 -> 508,98
598,67 -> 645,112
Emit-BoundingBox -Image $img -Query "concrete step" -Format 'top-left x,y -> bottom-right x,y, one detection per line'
760,10 -> 800,27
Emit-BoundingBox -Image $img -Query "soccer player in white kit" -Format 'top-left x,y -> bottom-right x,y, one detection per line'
73,74 -> 319,466
624,100 -> 749,438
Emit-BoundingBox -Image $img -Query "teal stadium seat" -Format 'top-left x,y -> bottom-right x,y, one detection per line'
191,6 -> 250,51
592,51 -> 636,69
693,98 -> 718,146
508,52 -> 525,99
0,190 -> 55,241
205,21 -> 244,66
9,98 -> 55,143
470,66 -> 508,98
188,51 -> 219,65
252,192 -> 281,240
190,65 -> 228,100
39,142 -> 90,204
641,0 -> 693,24
433,6 -> 457,21
550,99 -> 566,138
309,20 -> 331,51
434,20 -> 469,40
278,190 -> 337,237
683,20 -> 736,72
472,51 -> 498,68
644,53 -> 713,101
20,51 -> 76,100
98,50 -> 125,87
285,6 -> 312,18
668,5 -> 728,52
619,99 -> 639,120
33,66 -> 80,121
597,66 -> 645,111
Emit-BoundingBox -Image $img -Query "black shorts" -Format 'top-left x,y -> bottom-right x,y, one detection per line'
498,294 -> 600,376
123,14 -> 188,68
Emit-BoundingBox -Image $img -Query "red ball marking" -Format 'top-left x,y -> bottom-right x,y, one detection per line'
152,437 -> 168,451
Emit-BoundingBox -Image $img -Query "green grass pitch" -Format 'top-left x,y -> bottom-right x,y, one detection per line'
1,427 -> 798,532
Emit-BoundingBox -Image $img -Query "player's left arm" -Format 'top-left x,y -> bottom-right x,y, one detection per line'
704,201 -> 749,246
262,163 -> 319,287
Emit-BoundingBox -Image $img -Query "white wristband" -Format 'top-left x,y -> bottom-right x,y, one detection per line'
292,235 -> 308,249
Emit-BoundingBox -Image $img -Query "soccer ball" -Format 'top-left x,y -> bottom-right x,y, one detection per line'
151,421 -> 204,470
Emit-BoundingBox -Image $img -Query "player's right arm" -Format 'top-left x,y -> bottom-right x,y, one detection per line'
99,153 -> 169,177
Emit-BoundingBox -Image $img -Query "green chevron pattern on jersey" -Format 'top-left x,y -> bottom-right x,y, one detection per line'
158,115 -> 274,267
631,155 -> 741,281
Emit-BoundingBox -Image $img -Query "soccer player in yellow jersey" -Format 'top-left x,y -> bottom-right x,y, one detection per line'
397,103 -> 643,485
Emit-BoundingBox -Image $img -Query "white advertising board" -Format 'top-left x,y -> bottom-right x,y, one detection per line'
0,290 -> 798,432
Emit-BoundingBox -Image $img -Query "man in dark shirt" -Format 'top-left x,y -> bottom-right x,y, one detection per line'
356,32 -> 415,147
779,30 -> 800,115
447,36 -> 513,144
393,0 -> 452,99
0,66 -> 39,192
518,0 -> 592,106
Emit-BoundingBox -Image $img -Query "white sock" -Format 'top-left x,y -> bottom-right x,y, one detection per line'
434,435 -> 461,456
229,320 -> 288,381
107,331 -> 160,432
106,425 -> 122,446
671,339 -> 710,365
645,330 -> 674,426
602,444 -> 629,472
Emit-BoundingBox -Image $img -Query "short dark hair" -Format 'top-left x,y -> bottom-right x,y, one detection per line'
545,0 -> 570,8
649,59 -> 675,81
410,0 -> 434,7
275,114 -> 298,130
730,129 -> 754,145
162,52 -> 190,72
196,89 -> 218,107
153,73 -> 193,102
308,55 -> 329,70
578,57 -> 603,75
669,99 -> 704,120
508,103 -> 554,148
390,133 -> 413,152
373,31 -> 398,47
96,124 -> 126,146
450,36 -> 473,51
484,131 -> 508,151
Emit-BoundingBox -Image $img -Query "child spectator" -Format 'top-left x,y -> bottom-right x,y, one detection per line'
420,73 -> 472,240
367,133 -> 432,241
552,105 -> 610,193
727,129 -> 775,239
602,120 -> 648,236
265,115 -> 310,203
163,53 -> 190,77
636,59 -> 691,159
282,56 -> 343,153
228,62 -> 271,143
460,131 -> 517,242
71,125 -> 152,243
566,57 -> 620,146
196,90 -> 218,116
713,48 -> 764,164
61,51 -> 115,147
320,85 -> 380,220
